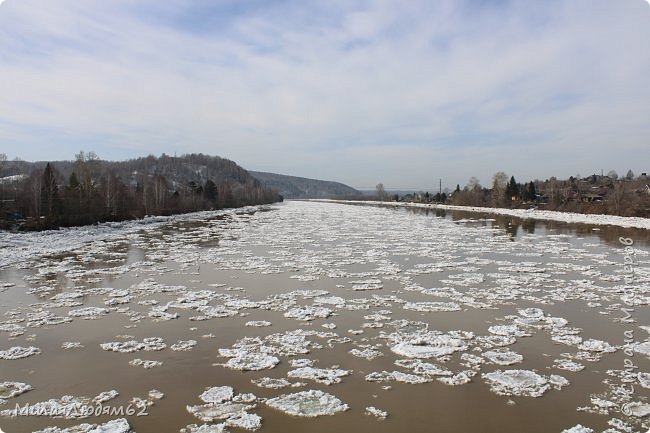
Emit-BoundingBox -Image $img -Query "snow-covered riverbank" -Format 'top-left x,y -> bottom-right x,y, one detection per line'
0,205 -> 275,269
314,199 -> 650,230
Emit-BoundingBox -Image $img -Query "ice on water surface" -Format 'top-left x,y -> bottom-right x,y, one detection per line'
0,381 -> 32,402
32,418 -> 131,433
265,390 -> 349,417
482,369 -> 568,397
1,201 -> 649,432
0,346 -> 41,359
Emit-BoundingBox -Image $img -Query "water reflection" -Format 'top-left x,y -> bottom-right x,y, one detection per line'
402,207 -> 650,247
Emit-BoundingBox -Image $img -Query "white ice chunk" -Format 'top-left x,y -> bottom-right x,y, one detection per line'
482,370 -> 551,397
265,390 -> 349,417
200,386 -> 234,404
483,350 -> 523,366
0,346 -> 41,359
287,367 -> 351,385
224,353 -> 279,371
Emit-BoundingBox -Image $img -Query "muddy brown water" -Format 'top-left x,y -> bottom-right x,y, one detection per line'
0,201 -> 648,433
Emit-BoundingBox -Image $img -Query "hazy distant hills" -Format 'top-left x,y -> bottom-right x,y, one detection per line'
249,171 -> 361,199
2,153 -> 360,200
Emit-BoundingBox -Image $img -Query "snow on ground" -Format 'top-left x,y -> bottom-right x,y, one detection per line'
316,199 -> 650,229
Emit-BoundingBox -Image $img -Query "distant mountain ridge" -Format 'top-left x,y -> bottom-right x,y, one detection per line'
249,171 -> 360,199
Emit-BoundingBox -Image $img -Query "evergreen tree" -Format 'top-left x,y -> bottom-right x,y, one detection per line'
41,163 -> 60,221
204,179 -> 218,204
506,176 -> 518,203
527,181 -> 536,202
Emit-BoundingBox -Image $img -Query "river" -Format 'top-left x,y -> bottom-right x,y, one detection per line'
0,200 -> 649,433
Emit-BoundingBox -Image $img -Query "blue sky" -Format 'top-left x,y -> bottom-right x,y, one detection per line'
1,0 -> 649,190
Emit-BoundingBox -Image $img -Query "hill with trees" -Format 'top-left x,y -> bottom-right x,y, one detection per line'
0,152 -> 282,230
249,171 -> 360,199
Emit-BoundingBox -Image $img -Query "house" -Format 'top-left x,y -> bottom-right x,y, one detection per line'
642,185 -> 650,196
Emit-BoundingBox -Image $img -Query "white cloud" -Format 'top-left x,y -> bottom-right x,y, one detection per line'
0,0 -> 648,188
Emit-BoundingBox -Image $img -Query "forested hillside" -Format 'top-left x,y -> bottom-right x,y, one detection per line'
249,171 -> 360,199
0,152 -> 282,230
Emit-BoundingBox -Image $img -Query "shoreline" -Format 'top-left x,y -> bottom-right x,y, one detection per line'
0,204 -> 278,269
311,199 -> 650,230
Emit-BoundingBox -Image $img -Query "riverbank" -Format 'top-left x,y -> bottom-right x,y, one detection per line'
312,199 -> 650,230
0,204 -> 277,269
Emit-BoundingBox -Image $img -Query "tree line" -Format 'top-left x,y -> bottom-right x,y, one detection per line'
0,152 -> 283,230
372,170 -> 650,218
450,170 -> 649,217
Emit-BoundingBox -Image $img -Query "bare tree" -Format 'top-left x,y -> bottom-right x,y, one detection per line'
608,182 -> 632,216
0,153 -> 6,204
491,172 -> 508,206
607,170 -> 618,180
466,177 -> 481,192
548,176 -> 561,205
75,151 -> 100,202
0,153 -> 6,177
376,183 -> 386,201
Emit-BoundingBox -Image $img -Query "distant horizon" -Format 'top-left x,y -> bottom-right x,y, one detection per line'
1,1 -> 649,190
3,151 -> 642,195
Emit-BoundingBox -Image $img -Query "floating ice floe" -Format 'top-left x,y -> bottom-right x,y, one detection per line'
181,424 -> 228,433
554,359 -> 585,372
187,386 -> 260,430
487,325 -> 530,338
0,381 -> 32,402
350,279 -> 383,291
365,406 -> 388,419
314,296 -> 346,306
349,347 -> 383,360
61,342 -> 84,350
632,341 -> 650,358
483,350 -> 523,366
287,367 -> 352,385
0,346 -> 41,360
171,340 -> 198,351
1,391 -> 119,419
482,370 -> 568,397
638,372 -> 650,389
245,321 -> 272,327
284,306 -> 332,321
101,337 -> 166,353
149,389 -> 164,400
394,359 -> 453,377
365,370 -> 432,384
289,358 -> 315,368
390,334 -> 468,359
0,323 -> 25,336
578,339 -> 617,353
437,371 -> 475,386
201,386 -> 235,404
93,390 -> 119,404
623,401 -> 650,418
265,390 -> 349,417
402,301 -> 461,312
32,418 -> 131,433
251,377 -> 291,389
68,307 -> 111,319
561,425 -> 594,433
129,358 -> 163,369
223,353 -> 280,371
552,335 -> 583,346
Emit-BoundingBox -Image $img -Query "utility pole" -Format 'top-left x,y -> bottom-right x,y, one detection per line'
439,179 -> 442,195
